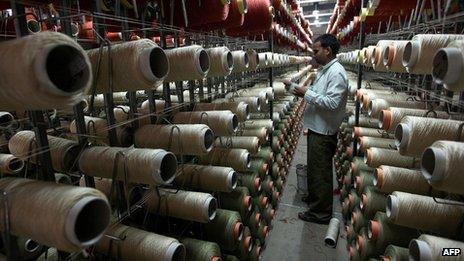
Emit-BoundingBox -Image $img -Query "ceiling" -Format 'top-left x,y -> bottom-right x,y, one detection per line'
298,0 -> 336,32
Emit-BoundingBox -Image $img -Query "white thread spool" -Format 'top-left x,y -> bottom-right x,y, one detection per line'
374,165 -> 431,195
214,136 -> 261,154
432,40 -> 464,91
172,110 -> 238,136
421,140 -> 464,194
78,146 -> 177,185
0,32 -> 92,110
175,164 -> 237,193
193,102 -> 250,122
69,116 -> 132,146
324,218 -> 340,248
232,50 -> 249,73
0,177 -> 110,252
371,40 -> 392,72
353,127 -> 393,139
368,98 -> 426,117
90,92 -> 128,107
238,127 -> 269,143
357,136 -> 396,152
409,234 -> 464,261
243,119 -> 274,132
348,115 -> 380,128
221,96 -> 261,112
87,39 -> 169,93
198,148 -> 250,172
164,45 -> 210,82
403,34 -> 464,74
95,224 -> 185,261
395,116 -> 464,157
206,46 -> 234,77
145,188 -> 217,223
383,40 -> 409,73
380,107 -> 452,132
134,124 -> 214,155
365,147 -> 419,168
258,53 -> 268,68
387,191 -> 464,237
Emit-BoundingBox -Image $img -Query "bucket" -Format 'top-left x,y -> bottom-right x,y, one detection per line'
296,164 -> 308,195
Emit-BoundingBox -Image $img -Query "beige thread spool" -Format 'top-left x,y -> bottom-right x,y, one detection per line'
87,39 -> 169,93
247,49 -> 259,71
89,92 -> 128,108
78,146 -> 177,185
0,32 -> 91,110
172,110 -> 238,136
369,98 -> 426,117
231,50 -> 249,73
361,91 -> 408,109
383,40 -> 409,73
365,148 -> 419,168
387,191 -> 464,237
206,46 -> 234,77
421,140 -> 464,194
193,102 -> 250,122
402,34 -> 464,74
395,116 -> 464,157
380,107 -> 453,132
174,164 -> 237,193
409,234 -> 464,261
217,97 -> 261,112
0,177 -> 110,252
272,82 -> 288,97
0,153 -> 24,175
225,92 -> 268,110
145,188 -> 217,223
199,148 -> 250,172
164,45 -> 210,82
214,136 -> 261,154
243,119 -> 274,132
179,238 -> 221,261
9,130 -> 80,173
238,127 -> 269,143
357,88 -> 392,103
371,40 -> 393,72
348,115 -> 380,128
69,116 -> 132,146
94,224 -> 185,261
432,40 -> 464,91
357,136 -> 396,152
374,166 -> 431,195
353,127 -> 393,139
134,124 -> 214,155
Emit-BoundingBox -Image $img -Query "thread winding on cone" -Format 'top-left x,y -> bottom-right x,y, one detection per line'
164,45 -> 210,82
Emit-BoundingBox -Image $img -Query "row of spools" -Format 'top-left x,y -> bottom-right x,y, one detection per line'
334,72 -> 464,261
0,55 -> 310,260
337,34 -> 464,92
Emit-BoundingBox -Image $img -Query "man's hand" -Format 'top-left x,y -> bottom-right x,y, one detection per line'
293,86 -> 308,97
281,78 -> 293,86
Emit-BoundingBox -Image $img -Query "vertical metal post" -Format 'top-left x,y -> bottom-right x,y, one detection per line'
268,27 -> 274,179
353,0 -> 367,157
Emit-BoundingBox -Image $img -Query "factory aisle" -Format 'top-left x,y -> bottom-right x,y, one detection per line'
262,134 -> 348,261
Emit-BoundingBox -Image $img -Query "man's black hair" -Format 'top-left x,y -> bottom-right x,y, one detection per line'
314,34 -> 340,55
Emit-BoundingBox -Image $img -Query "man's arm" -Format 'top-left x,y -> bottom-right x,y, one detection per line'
304,72 -> 347,111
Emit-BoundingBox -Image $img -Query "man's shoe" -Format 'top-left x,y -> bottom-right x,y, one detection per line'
298,211 -> 330,224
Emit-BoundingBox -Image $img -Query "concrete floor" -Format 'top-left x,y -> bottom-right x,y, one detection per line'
261,134 -> 349,261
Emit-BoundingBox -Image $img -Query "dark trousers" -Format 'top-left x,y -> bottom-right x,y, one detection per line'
306,129 -> 337,221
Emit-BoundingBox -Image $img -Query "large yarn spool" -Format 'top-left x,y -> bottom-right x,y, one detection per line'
365,148 -> 419,168
395,116 -> 464,157
375,166 -> 431,195
409,234 -> 464,261
324,218 -> 340,247
218,186 -> 252,220
206,46 -> 234,77
421,140 -> 464,194
140,99 -> 166,114
179,238 -> 221,261
220,97 -> 261,112
238,127 -> 269,143
69,116 -> 132,146
403,34 -> 464,74
226,0 -> 272,36
368,98 -> 426,118
78,146 -> 177,185
358,136 -> 396,152
145,188 -> 217,223
243,119 -> 274,132
0,178 -> 110,252
204,209 -> 243,252
9,130 -> 79,173
231,50 -> 249,73
371,40 -> 393,72
380,107 -> 452,132
369,212 -> 419,253
175,164 -> 237,193
353,127 -> 393,139
361,187 -> 387,219
164,45 -> 210,82
432,40 -> 464,91
383,40 -> 409,73
0,153 -> 25,175
383,245 -> 409,261
387,191 -> 464,237
172,110 -> 238,136
0,32 -> 91,110
95,224 -> 185,261
134,124 -> 214,155
113,105 -> 132,124
86,39 -> 168,93
348,115 -> 380,128
201,0 -> 247,30
247,49 -> 259,71
199,148 -> 250,172
193,102 -> 250,122
214,136 -> 261,154
170,0 -> 230,27
361,91 -> 409,109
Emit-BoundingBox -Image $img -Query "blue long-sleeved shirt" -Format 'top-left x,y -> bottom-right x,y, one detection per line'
293,58 -> 348,135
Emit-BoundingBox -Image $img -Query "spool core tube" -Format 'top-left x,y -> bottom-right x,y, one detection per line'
394,123 -> 410,150
379,110 -> 392,130
402,41 -> 420,68
409,239 -> 433,261
386,194 -> 399,220
224,51 -> 234,71
165,242 -> 186,261
227,171 -> 238,190
195,49 -> 211,76
154,151 -> 178,185
139,46 -> 170,82
432,47 -> 463,85
368,220 -> 380,240
383,45 -> 395,67
421,147 -> 447,181
205,197 -> 218,221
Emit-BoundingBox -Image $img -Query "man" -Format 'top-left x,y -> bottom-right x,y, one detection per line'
283,34 -> 348,224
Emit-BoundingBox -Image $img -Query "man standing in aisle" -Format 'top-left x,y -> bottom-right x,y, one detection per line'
283,34 -> 348,224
